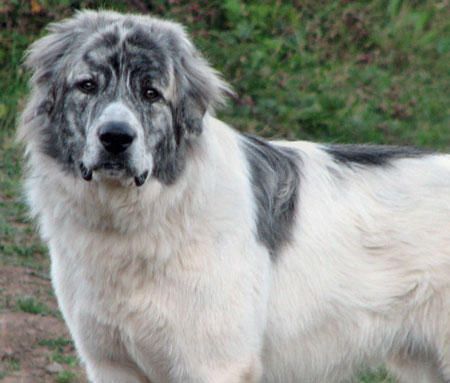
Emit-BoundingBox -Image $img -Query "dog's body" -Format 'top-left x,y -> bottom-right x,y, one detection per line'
20,11 -> 450,383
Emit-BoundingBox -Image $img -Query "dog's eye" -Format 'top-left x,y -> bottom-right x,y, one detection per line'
76,79 -> 98,94
142,87 -> 161,102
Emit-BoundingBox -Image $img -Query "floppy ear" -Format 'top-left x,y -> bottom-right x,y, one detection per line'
19,14 -> 87,145
170,26 -> 233,137
24,25 -> 74,117
24,11 -> 117,116
19,11 -> 118,147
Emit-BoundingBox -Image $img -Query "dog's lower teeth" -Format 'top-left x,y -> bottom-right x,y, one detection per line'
134,171 -> 149,187
82,171 -> 92,181
80,164 -> 92,181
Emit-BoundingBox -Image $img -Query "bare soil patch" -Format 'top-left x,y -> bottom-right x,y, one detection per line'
0,266 -> 87,382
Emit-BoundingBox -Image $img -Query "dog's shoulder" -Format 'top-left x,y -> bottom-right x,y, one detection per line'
239,133 -> 301,260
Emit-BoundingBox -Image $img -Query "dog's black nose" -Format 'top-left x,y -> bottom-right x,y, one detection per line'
98,122 -> 136,154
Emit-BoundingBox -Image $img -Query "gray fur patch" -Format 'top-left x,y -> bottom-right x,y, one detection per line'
241,134 -> 301,260
325,144 -> 430,166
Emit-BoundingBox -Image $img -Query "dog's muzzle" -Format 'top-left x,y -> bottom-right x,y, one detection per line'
80,121 -> 149,187
80,103 -> 150,187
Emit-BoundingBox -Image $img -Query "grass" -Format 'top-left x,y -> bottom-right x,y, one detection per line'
0,124 -> 48,270
359,369 -> 396,383
16,296 -> 51,315
39,337 -> 81,382
51,353 -> 78,367
56,370 -> 78,383
6,357 -> 20,372
39,337 -> 78,365
0,1 -> 449,382
40,337 -> 80,367
0,356 -> 21,378
39,337 -> 74,350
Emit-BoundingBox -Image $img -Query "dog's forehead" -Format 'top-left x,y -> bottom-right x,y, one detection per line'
77,22 -> 171,80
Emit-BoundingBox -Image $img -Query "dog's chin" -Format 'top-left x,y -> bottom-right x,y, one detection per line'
79,162 -> 149,187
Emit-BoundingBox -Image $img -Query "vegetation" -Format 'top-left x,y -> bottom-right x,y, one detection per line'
0,1 -> 449,382
16,296 -> 52,315
40,337 -> 80,382
38,337 -> 74,351
55,370 -> 78,383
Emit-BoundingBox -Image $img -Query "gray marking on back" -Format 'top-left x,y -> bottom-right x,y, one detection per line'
325,144 -> 430,167
241,134 -> 301,261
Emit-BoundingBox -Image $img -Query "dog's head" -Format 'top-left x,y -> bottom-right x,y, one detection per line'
21,11 -> 231,187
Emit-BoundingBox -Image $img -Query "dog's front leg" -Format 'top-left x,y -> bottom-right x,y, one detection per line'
204,357 -> 263,383
155,355 -> 263,383
70,314 -> 153,383
78,341 -> 152,383
84,361 -> 151,383
127,309 -> 266,383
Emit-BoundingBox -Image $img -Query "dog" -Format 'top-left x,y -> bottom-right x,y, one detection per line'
19,10 -> 450,383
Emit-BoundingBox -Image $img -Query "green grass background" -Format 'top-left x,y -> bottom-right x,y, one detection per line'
0,0 -> 449,381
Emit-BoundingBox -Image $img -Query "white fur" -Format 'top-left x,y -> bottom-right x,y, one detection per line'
24,112 -> 450,382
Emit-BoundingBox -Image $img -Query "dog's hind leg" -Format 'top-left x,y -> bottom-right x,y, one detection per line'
387,287 -> 450,383
387,353 -> 444,383
436,335 -> 450,383
439,359 -> 450,383
429,293 -> 450,383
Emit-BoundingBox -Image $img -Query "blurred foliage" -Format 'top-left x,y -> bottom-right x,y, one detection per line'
0,0 -> 449,147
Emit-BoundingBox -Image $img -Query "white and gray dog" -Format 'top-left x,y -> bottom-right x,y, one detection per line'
19,10 -> 450,383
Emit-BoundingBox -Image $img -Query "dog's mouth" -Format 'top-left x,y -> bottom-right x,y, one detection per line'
79,162 -> 149,187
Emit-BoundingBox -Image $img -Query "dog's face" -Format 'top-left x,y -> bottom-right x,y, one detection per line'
21,11 -> 230,186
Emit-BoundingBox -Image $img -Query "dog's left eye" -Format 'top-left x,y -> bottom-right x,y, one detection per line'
76,79 -> 98,94
142,87 -> 161,102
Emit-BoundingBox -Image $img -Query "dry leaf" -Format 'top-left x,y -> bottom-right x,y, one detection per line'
31,0 -> 43,14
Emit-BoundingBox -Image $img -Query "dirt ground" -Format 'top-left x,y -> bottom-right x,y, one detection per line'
0,266 -> 88,382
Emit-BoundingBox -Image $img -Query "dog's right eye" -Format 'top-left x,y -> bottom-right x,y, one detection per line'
76,79 -> 98,94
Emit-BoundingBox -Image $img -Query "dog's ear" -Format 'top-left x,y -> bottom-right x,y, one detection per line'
24,14 -> 87,119
24,11 -> 113,116
24,26 -> 72,117
19,13 -> 88,145
169,26 -> 233,137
